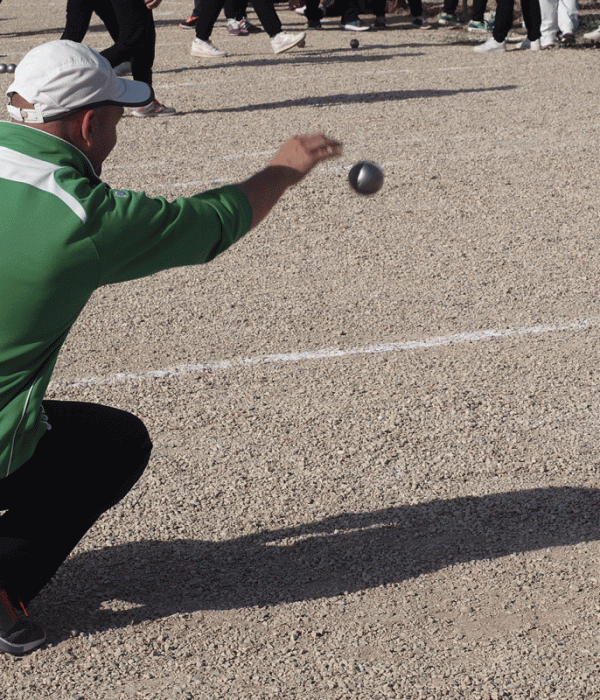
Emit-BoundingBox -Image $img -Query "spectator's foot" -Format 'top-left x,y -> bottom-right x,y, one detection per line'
583,26 -> 600,41
341,20 -> 370,31
473,36 -> 506,51
438,12 -> 461,25
227,19 -> 248,35
239,17 -> 262,33
516,38 -> 540,50
559,32 -> 575,46
372,16 -> 387,29
191,38 -> 228,57
412,16 -> 432,29
467,20 -> 488,32
307,19 -> 323,29
0,589 -> 45,656
113,61 -> 131,76
541,39 -> 556,48
132,100 -> 177,118
271,31 -> 307,53
179,15 -> 199,29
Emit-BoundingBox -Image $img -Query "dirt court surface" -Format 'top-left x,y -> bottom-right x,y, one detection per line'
2,1 -> 600,698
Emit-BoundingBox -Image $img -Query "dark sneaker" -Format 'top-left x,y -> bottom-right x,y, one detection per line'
239,17 -> 262,33
307,19 -> 322,28
438,12 -> 461,25
372,16 -> 386,29
0,589 -> 45,656
412,16 -> 432,29
559,32 -> 575,46
179,15 -> 198,29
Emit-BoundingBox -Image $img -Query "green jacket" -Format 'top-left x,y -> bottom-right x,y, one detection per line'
0,121 -> 253,478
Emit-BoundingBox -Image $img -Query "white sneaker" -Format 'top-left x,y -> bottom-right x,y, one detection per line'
516,38 -> 541,50
271,31 -> 306,54
474,36 -> 506,52
583,26 -> 600,41
113,61 -> 131,76
191,38 -> 228,57
132,99 -> 177,118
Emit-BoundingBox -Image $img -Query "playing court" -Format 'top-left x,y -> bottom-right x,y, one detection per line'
2,1 -> 600,697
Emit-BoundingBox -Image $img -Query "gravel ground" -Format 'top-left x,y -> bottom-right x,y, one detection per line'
2,1 -> 600,698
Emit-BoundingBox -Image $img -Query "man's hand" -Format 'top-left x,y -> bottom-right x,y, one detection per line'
267,134 -> 343,186
145,0 -> 162,8
236,134 -> 342,230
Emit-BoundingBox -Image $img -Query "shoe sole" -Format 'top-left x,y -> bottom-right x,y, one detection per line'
342,25 -> 370,31
0,633 -> 46,656
190,47 -> 228,57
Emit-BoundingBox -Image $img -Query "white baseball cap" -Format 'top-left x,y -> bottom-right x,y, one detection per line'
6,40 -> 153,123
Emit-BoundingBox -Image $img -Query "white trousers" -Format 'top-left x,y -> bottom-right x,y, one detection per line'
539,0 -> 578,44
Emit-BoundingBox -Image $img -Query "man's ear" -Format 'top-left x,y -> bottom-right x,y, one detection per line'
77,109 -> 96,150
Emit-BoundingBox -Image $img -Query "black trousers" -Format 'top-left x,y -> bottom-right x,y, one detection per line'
0,401 -> 152,605
194,0 -> 282,39
62,0 -> 156,86
493,0 -> 541,40
443,0 -> 487,21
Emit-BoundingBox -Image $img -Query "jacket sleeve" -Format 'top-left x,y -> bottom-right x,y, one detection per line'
87,184 -> 253,286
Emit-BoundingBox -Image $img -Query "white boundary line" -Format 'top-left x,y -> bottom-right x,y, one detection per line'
50,317 -> 600,390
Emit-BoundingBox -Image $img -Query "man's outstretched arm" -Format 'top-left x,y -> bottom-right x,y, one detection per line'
236,134 -> 343,230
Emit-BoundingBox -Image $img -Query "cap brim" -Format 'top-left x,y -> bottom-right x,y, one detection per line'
112,76 -> 153,107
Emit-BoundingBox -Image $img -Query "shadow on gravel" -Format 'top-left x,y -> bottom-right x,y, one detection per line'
157,51 -> 412,76
38,486 -> 600,642
183,84 -> 517,115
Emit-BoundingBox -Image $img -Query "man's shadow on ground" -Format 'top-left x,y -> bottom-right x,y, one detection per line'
37,486 -> 600,643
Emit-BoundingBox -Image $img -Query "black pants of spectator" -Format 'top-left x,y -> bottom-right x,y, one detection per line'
443,0 -> 487,20
0,401 -> 152,606
359,0 -> 423,17
493,0 -> 541,40
195,0 -> 281,39
305,0 -> 362,24
62,0 -> 156,86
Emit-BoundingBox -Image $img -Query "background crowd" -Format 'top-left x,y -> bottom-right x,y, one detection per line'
1,0 -> 598,116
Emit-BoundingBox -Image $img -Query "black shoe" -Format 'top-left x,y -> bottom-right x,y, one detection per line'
560,31 -> 575,46
372,16 -> 386,29
0,589 -> 45,656
307,19 -> 322,28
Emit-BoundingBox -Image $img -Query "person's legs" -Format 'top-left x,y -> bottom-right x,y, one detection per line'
250,0 -> 282,36
492,0 -> 514,41
0,401 -> 152,606
539,0 -> 559,45
441,0 -> 459,14
194,0 -> 228,40
340,0 -> 360,24
471,0 -> 487,22
304,0 -> 324,25
61,0 -> 95,42
557,0 -> 577,33
224,0 -> 246,20
521,0 -> 541,40
99,0 -> 155,85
